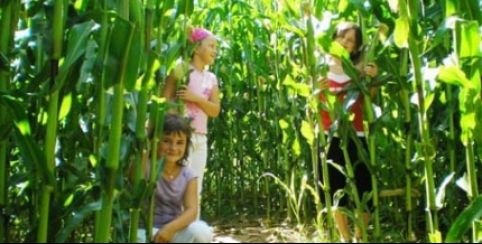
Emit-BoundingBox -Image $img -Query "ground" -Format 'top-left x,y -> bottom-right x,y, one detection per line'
213,225 -> 311,243
210,218 -> 321,243
209,218 -> 413,243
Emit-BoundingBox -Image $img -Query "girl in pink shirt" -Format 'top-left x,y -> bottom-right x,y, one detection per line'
162,27 -> 220,212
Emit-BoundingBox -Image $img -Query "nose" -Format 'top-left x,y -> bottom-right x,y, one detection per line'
167,142 -> 175,151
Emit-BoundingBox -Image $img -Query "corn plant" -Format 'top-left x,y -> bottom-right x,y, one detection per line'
438,19 -> 482,242
0,0 -> 20,241
37,0 -> 66,242
2,0 -> 482,242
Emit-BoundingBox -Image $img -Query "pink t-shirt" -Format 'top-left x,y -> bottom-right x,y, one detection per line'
185,68 -> 218,134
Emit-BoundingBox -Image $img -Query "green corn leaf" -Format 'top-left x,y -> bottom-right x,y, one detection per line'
394,16 -> 409,48
53,21 -> 96,92
446,196 -> 482,243
438,66 -> 472,88
301,120 -> 314,146
55,201 -> 102,242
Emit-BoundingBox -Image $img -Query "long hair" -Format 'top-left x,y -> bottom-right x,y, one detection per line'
332,22 -> 363,64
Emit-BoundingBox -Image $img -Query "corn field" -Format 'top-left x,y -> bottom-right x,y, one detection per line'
0,0 -> 482,243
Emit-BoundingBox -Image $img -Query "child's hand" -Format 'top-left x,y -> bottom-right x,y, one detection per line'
320,78 -> 329,90
364,63 -> 378,78
154,227 -> 175,243
177,85 -> 201,103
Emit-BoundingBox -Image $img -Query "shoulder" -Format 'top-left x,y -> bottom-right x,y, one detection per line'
181,166 -> 198,181
205,71 -> 218,83
327,71 -> 351,84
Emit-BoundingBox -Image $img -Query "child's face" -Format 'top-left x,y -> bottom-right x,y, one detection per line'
159,132 -> 188,164
335,29 -> 358,54
195,36 -> 218,65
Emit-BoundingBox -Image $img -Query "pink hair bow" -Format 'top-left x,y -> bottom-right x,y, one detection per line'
189,28 -> 213,43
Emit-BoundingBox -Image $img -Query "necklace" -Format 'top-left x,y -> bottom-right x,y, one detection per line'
164,167 -> 178,180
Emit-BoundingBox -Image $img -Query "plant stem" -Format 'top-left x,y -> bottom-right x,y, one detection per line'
38,0 -> 65,241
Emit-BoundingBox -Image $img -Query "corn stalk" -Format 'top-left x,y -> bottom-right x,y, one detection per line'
359,16 -> 383,239
401,0 -> 440,238
94,1 -> 133,242
37,0 -> 65,242
128,0 -> 151,241
302,6 -> 335,239
0,0 -> 19,241
399,49 -> 417,241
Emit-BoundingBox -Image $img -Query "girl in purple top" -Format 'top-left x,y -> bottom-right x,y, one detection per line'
138,115 -> 213,243
163,27 -> 221,208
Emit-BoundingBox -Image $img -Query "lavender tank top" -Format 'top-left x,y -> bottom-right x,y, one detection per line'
153,166 -> 197,227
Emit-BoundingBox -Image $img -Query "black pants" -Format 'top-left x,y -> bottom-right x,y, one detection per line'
318,137 -> 373,210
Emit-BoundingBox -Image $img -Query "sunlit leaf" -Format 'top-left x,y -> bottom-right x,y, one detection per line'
58,93 -> 72,121
63,194 -> 74,207
89,154 -> 97,168
444,0 -> 458,17
455,21 -> 481,59
429,231 -> 442,243
329,41 -> 349,60
292,138 -> 301,156
394,16 -> 409,48
338,0 -> 349,12
301,120 -> 314,146
438,66 -> 471,88
15,120 -> 31,136
460,112 -> 476,142
279,119 -> 289,129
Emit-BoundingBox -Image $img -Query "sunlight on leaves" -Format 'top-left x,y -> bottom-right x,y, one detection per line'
301,120 -> 314,146
15,120 -> 31,136
59,93 -> 72,121
394,17 -> 409,48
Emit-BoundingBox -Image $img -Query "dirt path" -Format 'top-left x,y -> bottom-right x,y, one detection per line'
212,223 -> 316,243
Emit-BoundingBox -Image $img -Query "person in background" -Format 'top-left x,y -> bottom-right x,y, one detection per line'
318,21 -> 378,242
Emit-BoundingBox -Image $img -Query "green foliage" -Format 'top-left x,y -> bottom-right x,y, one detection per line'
53,21 -> 96,92
2,0 -> 482,242
103,17 -> 140,90
446,196 -> 482,243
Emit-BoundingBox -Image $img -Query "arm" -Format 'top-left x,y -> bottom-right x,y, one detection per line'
154,178 -> 198,243
177,86 -> 221,118
164,71 -> 221,117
